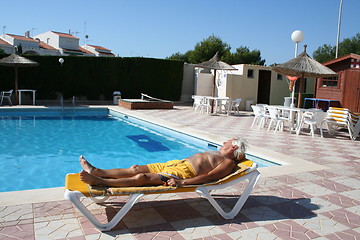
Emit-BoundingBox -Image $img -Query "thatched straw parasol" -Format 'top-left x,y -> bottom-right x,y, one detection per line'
0,53 -> 39,104
272,45 -> 337,108
195,52 -> 236,113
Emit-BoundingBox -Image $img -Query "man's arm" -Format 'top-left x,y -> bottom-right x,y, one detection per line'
167,160 -> 234,186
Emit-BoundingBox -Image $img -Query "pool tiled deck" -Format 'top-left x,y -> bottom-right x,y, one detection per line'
1,105 -> 359,240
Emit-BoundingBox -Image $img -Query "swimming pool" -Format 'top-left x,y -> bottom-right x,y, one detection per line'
0,108 -> 278,192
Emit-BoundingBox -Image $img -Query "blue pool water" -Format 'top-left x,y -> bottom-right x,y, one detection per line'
0,108 -> 278,192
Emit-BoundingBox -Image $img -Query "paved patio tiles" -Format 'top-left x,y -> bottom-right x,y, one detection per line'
294,215 -> 350,236
324,229 -> 360,240
321,209 -> 360,229
34,218 -> 83,239
0,204 -> 33,224
1,105 -> 360,239
263,219 -> 321,239
0,223 -> 35,240
320,193 -> 360,208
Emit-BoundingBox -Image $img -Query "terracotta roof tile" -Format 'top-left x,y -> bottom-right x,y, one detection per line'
79,47 -> 93,54
39,41 -> 57,50
88,44 -> 111,52
0,38 -> 11,45
6,34 -> 38,42
51,31 -> 79,39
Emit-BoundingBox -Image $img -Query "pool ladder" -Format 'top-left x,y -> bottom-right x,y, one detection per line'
60,96 -> 76,111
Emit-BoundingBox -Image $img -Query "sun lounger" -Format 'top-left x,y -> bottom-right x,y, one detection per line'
325,107 -> 360,140
64,159 -> 260,231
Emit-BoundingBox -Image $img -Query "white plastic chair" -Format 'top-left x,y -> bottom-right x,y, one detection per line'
228,98 -> 242,115
0,90 -> 13,106
199,97 -> 211,114
267,106 -> 290,133
251,105 -> 269,129
296,111 -> 326,137
192,95 -> 203,112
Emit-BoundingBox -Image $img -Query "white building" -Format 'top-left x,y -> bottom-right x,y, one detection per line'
0,37 -> 13,54
0,32 -> 60,55
34,31 -> 88,56
0,30 -> 114,57
181,64 -> 305,110
81,44 -> 115,57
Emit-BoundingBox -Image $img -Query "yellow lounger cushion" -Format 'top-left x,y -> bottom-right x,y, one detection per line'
65,159 -> 253,197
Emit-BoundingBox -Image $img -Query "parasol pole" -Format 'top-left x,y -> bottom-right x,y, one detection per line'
297,73 -> 305,108
211,70 -> 216,113
290,41 -> 298,107
290,77 -> 296,107
14,66 -> 19,105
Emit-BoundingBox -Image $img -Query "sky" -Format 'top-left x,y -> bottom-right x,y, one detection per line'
1,0 -> 359,65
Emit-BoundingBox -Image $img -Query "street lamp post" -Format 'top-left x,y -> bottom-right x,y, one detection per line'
58,58 -> 65,107
290,30 -> 304,108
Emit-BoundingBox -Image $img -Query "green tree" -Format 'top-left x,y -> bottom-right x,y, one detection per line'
338,33 -> 360,56
313,33 -> 360,63
167,34 -> 265,65
222,46 -> 265,65
166,52 -> 185,61
17,44 -> 23,54
0,48 -> 5,54
166,50 -> 193,62
313,44 -> 335,63
187,35 -> 231,63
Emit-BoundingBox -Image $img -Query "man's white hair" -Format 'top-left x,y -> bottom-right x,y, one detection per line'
232,137 -> 248,160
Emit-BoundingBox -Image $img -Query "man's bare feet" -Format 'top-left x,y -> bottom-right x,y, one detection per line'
80,170 -> 103,186
79,155 -> 97,174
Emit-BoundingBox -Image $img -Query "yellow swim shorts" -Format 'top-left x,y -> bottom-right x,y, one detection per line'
147,159 -> 196,180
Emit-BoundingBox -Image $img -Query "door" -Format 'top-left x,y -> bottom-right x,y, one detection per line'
257,70 -> 271,104
343,70 -> 360,112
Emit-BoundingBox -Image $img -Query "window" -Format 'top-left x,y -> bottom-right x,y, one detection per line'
247,69 -> 254,78
321,76 -> 338,88
277,74 -> 283,80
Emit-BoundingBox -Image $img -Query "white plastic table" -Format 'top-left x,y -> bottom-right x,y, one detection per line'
18,89 -> 36,105
205,97 -> 230,114
274,106 -> 322,131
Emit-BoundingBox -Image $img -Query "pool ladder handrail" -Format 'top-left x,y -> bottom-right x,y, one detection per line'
60,96 -> 64,112
72,96 -> 76,111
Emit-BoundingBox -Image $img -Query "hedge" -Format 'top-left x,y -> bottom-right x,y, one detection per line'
0,54 -> 184,101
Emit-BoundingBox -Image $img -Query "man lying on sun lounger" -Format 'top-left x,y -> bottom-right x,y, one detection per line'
80,137 -> 248,187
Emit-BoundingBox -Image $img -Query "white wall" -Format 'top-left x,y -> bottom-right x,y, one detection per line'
34,32 -> 60,50
35,31 -> 79,51
0,44 -> 14,54
181,63 -> 195,101
195,70 -> 213,96
192,64 -> 297,110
